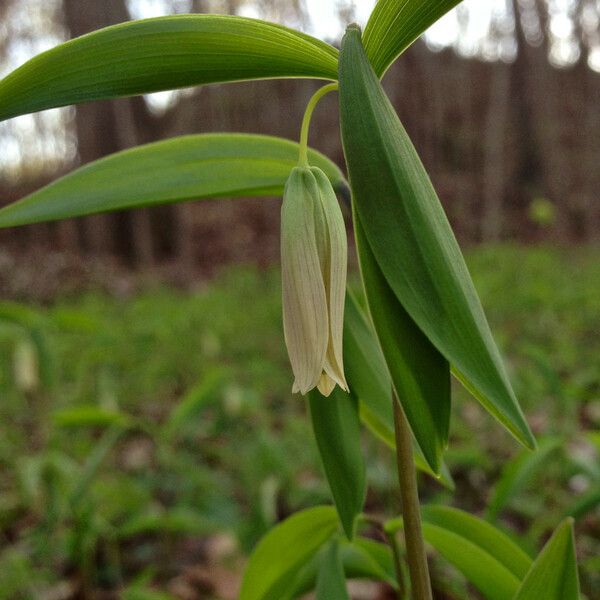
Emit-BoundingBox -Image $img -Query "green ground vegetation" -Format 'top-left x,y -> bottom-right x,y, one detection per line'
0,245 -> 598,599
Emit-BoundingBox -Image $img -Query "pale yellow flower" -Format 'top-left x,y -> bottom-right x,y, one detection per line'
281,166 -> 348,396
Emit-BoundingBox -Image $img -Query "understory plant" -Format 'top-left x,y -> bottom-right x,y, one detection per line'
0,1 -> 583,598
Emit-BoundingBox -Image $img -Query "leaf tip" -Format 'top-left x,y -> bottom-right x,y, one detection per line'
518,425 -> 538,452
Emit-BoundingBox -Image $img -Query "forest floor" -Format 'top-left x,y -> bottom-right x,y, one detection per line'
0,244 -> 598,599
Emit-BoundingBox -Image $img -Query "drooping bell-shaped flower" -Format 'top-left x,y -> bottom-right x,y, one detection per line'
281,165 -> 348,397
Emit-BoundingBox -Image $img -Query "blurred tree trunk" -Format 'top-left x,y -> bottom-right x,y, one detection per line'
513,0 -> 577,240
62,0 -> 155,265
583,67 -> 600,240
481,64 -> 510,241
170,0 -> 209,270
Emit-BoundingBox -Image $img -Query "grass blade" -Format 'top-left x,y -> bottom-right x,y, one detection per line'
486,437 -> 562,522
291,537 -> 397,596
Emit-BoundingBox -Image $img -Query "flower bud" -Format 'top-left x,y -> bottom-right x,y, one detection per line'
281,165 -> 348,396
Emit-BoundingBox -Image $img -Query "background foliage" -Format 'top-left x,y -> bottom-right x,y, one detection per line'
0,246 -> 598,598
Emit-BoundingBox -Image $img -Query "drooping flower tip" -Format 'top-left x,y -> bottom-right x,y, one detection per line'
281,166 -> 348,397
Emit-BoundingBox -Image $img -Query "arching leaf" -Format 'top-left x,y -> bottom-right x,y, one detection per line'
364,0 -> 462,77
0,134 -> 344,228
386,506 -> 533,600
240,506 -> 339,600
0,15 -> 338,122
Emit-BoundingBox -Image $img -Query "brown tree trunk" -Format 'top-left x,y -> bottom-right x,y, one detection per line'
62,0 -> 157,265
583,67 -> 600,240
111,98 -> 154,267
513,0 -> 577,241
481,63 -> 511,241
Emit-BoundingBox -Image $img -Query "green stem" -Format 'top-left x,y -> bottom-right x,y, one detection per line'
386,529 -> 408,599
392,388 -> 433,600
298,82 -> 338,167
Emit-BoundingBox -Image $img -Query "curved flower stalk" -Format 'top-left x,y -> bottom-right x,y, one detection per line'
281,165 -> 348,396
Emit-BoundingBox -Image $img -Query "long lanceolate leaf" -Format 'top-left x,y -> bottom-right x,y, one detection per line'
339,26 -> 535,452
364,0 -> 463,77
354,215 -> 450,473
343,292 -> 454,487
0,15 -> 338,122
308,388 -> 366,540
0,134 -> 344,228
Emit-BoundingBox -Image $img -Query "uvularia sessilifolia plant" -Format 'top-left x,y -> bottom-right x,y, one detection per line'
0,1 -> 581,598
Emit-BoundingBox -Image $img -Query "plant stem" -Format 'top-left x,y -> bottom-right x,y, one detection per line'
385,529 -> 407,599
361,514 -> 407,598
392,388 -> 433,600
298,83 -> 338,167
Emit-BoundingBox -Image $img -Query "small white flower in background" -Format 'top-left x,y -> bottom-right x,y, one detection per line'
13,338 -> 39,394
281,165 -> 348,396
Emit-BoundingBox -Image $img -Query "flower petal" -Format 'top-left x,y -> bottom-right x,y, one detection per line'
312,166 -> 348,392
317,372 -> 337,397
281,167 -> 329,394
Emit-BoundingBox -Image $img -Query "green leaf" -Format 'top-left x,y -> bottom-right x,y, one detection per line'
344,290 -> 454,487
308,388 -> 366,540
291,537 -> 397,597
513,519 -> 580,600
0,133 -> 343,228
386,506 -> 532,600
339,26 -> 535,452
364,0 -> 463,77
240,506 -> 339,600
315,542 -> 350,600
52,406 -> 131,429
0,15 -> 338,122
487,437 -> 562,522
353,213 -> 450,472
